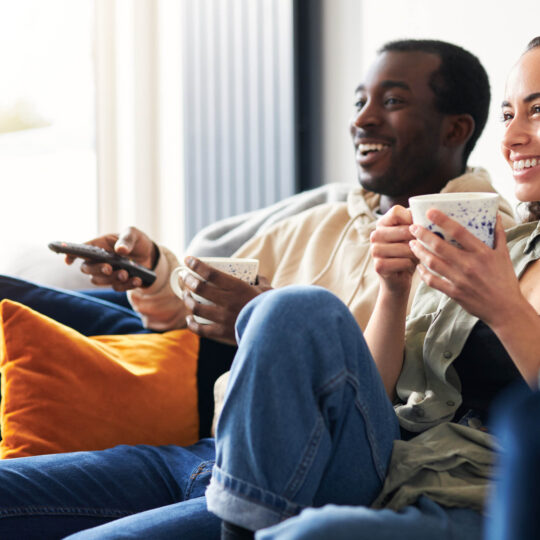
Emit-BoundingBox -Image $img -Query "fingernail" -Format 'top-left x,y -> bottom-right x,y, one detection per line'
409,224 -> 419,235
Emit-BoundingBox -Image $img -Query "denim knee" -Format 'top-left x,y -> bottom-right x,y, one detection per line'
235,286 -> 362,379
238,286 -> 347,331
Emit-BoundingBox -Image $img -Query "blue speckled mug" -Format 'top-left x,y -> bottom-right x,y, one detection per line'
408,192 -> 500,248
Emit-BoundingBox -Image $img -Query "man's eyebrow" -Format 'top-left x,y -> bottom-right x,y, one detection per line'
501,92 -> 540,107
355,80 -> 411,94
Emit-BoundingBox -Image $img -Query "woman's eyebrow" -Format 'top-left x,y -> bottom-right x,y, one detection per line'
502,92 -> 540,108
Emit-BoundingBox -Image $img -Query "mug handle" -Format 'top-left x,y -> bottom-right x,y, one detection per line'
169,266 -> 189,299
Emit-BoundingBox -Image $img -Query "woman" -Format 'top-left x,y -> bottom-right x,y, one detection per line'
205,37 -> 540,539
482,36 -> 540,540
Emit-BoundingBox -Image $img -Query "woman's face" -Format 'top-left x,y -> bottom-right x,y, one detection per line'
501,46 -> 540,203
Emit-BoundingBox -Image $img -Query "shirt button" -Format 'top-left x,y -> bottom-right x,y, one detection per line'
443,351 -> 453,359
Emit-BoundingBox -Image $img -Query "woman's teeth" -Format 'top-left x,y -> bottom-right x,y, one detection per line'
514,158 -> 538,170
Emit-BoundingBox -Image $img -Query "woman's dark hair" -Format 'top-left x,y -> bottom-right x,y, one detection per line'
378,39 -> 490,172
521,37 -> 540,222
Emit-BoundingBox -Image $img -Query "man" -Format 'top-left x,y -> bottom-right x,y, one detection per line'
0,40 -> 515,539
74,41 -> 512,340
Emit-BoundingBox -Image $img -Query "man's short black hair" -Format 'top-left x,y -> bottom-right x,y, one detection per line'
378,39 -> 490,169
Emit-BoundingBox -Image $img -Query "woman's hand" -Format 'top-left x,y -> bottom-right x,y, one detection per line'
409,210 -> 521,327
181,257 -> 273,345
370,205 -> 418,296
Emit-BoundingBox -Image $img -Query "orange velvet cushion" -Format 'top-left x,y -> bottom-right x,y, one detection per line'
0,299 -> 200,458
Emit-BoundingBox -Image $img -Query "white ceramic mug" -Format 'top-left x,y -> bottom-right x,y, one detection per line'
170,257 -> 259,324
408,192 -> 500,248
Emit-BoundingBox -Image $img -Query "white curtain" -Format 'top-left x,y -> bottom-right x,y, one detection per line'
94,0 -> 185,253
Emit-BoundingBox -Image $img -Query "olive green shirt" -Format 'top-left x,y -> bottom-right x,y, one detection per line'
373,221 -> 540,513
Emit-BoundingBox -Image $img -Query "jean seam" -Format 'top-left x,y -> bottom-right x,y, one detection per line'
348,373 -> 392,482
186,460 -> 215,499
315,368 -> 391,484
283,368 -> 349,500
282,415 -> 325,499
0,506 -> 133,519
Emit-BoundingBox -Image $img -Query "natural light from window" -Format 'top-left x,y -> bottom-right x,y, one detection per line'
0,0 -> 97,252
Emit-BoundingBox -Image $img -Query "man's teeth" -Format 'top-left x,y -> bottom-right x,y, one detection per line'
514,158 -> 538,170
359,143 -> 388,155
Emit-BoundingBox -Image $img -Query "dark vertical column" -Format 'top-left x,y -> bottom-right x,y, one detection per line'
293,0 -> 323,192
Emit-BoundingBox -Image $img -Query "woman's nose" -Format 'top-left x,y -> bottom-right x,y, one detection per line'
502,115 -> 531,151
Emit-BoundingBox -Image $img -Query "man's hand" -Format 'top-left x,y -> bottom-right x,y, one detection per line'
370,205 -> 417,296
181,256 -> 273,345
66,226 -> 158,291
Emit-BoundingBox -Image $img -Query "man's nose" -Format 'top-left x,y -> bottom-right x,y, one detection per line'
350,101 -> 382,132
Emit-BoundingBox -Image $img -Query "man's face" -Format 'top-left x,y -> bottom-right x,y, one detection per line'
350,51 -> 447,198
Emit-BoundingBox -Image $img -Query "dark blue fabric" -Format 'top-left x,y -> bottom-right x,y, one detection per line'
77,288 -> 133,310
485,384 -> 539,540
0,275 -> 149,335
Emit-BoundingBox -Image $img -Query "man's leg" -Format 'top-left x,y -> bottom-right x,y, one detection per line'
206,286 -> 400,531
255,496 -> 482,540
0,438 -> 217,540
0,275 -> 148,335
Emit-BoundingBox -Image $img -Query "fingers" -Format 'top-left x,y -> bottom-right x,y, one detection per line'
378,205 -> 413,226
80,261 -> 143,290
493,215 -> 507,250
115,227 -> 139,256
423,209 -> 486,251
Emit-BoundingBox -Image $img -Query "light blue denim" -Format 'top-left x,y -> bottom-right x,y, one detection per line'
257,495 -> 483,540
207,285 -> 401,529
207,285 -> 483,539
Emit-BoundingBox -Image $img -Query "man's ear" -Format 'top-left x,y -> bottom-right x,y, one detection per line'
442,114 -> 475,148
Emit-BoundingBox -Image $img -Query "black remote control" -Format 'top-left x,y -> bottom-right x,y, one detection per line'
48,241 -> 156,287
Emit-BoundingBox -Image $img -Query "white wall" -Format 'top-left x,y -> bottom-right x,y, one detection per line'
321,0 -> 540,212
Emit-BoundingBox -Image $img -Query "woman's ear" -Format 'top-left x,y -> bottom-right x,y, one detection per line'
443,114 -> 475,148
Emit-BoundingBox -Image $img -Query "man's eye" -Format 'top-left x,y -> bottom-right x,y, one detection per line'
500,111 -> 513,123
384,97 -> 402,106
532,104 -> 540,115
354,99 -> 366,110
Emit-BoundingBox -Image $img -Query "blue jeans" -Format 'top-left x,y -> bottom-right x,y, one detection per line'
484,385 -> 540,540
207,285 -> 483,539
0,440 -> 218,540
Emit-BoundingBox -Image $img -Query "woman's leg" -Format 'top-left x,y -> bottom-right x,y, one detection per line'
206,286 -> 400,531
0,439 -> 216,540
256,496 -> 482,540
64,497 -> 220,540
0,275 -> 148,335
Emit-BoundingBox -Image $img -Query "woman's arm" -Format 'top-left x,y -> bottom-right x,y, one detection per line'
410,210 -> 540,385
366,206 -> 417,398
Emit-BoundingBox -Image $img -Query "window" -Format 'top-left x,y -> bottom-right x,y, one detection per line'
0,0 -> 97,248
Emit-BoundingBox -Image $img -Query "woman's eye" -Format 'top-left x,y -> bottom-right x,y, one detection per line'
532,104 -> 540,115
500,111 -> 513,123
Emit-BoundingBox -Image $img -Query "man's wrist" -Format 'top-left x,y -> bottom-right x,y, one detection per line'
150,242 -> 161,270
